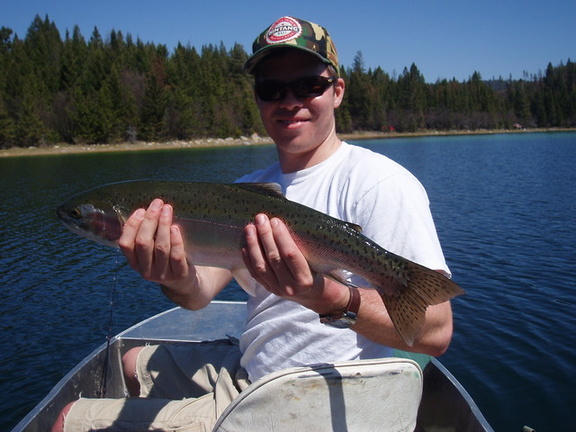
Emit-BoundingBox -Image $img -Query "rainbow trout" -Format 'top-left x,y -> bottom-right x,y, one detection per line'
57,180 -> 464,345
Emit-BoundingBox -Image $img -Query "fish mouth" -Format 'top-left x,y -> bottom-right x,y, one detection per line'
56,204 -> 123,247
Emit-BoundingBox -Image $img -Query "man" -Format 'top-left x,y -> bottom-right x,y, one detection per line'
53,16 -> 453,432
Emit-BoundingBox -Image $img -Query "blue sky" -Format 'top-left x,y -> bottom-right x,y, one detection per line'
3,0 -> 575,82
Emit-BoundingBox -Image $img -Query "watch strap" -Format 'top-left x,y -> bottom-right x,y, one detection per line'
346,285 -> 361,315
319,286 -> 360,325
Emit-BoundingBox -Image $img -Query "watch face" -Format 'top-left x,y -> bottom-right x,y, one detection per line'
330,316 -> 356,328
321,311 -> 357,329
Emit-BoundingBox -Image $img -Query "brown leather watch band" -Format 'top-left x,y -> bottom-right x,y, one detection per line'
319,286 -> 360,328
346,285 -> 361,315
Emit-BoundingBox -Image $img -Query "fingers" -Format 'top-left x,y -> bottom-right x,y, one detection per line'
118,199 -> 187,282
118,207 -> 146,269
168,224 -> 188,278
243,214 -> 315,297
243,218 -> 265,282
253,214 -> 285,290
267,216 -> 314,290
145,202 -> 173,278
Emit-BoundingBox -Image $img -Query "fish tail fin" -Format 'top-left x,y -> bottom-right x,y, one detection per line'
378,263 -> 465,346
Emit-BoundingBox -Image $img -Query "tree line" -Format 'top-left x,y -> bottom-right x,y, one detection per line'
1,15 -> 575,149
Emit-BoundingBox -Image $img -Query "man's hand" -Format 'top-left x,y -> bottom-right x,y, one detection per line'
118,199 -> 189,284
242,213 -> 349,313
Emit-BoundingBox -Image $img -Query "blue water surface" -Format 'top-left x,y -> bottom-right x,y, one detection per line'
1,132 -> 574,431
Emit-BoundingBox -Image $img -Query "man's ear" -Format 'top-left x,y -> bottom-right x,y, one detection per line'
333,77 -> 345,109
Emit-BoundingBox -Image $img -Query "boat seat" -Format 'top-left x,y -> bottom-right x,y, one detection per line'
212,357 -> 423,432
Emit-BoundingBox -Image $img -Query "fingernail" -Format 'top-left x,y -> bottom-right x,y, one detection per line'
162,204 -> 171,215
134,208 -> 145,219
245,224 -> 255,237
150,199 -> 163,210
255,214 -> 267,225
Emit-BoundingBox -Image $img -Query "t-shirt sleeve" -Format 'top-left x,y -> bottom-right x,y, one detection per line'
351,170 -> 450,275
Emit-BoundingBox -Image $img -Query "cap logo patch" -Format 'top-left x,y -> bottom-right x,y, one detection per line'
266,16 -> 302,44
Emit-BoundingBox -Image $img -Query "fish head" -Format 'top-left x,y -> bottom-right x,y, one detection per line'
57,199 -> 125,248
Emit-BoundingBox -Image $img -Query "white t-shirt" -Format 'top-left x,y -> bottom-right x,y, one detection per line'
235,142 -> 449,382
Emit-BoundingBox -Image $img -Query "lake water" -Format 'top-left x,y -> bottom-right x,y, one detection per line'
2,132 -> 575,431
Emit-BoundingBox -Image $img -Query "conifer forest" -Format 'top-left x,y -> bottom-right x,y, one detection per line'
1,16 -> 575,148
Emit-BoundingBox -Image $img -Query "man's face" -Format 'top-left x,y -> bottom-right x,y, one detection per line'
254,50 -> 344,164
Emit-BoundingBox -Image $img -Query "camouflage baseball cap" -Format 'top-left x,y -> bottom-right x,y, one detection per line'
244,16 -> 339,74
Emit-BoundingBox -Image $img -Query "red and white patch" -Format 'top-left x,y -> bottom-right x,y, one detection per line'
266,17 -> 302,44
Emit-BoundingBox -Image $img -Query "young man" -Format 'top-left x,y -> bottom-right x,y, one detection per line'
53,16 -> 454,432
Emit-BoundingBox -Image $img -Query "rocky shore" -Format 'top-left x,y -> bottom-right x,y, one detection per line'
0,134 -> 274,158
0,129 -> 569,158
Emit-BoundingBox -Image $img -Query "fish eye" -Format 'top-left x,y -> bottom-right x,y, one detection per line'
69,208 -> 82,219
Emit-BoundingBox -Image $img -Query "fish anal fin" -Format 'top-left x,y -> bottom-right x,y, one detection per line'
323,269 -> 356,287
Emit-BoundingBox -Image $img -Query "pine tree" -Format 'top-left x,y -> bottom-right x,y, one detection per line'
139,50 -> 168,141
396,64 -> 427,131
0,96 -> 17,148
347,51 -> 376,130
2,16 -> 576,148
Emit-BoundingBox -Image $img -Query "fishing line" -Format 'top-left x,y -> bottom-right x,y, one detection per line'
97,255 -> 121,398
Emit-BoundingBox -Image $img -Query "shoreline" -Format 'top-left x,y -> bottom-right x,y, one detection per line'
0,128 -> 572,158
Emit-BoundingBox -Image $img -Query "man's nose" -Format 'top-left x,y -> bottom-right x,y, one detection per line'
278,87 -> 303,108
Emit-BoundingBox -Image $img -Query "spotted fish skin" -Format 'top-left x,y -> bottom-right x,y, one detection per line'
57,180 -> 464,345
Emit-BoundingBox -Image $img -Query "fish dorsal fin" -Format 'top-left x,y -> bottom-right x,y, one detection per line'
235,183 -> 284,198
347,222 -> 362,232
235,183 -> 362,232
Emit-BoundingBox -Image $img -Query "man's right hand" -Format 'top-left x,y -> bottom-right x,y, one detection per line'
118,198 -> 190,284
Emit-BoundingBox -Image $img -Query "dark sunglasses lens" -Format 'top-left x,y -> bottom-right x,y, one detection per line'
255,77 -> 334,101
255,82 -> 284,101
294,77 -> 332,98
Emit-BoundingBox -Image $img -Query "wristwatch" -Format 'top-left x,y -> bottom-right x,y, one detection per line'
319,286 -> 360,329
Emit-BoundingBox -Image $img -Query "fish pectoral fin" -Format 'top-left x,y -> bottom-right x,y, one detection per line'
235,183 -> 284,197
112,204 -> 131,225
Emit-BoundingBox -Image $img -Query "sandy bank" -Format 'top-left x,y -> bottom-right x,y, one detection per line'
0,129 -> 571,158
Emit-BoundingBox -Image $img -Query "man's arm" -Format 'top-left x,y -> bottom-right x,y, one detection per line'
118,199 -> 232,310
242,213 -> 453,356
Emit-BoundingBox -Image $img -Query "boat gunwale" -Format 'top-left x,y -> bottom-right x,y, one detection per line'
11,300 -> 494,432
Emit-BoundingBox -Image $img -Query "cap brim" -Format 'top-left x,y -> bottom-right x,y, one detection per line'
244,44 -> 334,73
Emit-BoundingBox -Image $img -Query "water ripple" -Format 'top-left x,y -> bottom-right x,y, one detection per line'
2,135 -> 576,431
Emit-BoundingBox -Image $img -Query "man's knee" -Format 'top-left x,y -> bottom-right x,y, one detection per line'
122,346 -> 145,396
51,401 -> 75,432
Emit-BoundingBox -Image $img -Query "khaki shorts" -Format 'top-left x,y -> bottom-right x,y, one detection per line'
64,339 -> 248,432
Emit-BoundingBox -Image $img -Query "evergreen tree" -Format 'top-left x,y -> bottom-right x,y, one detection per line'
1,15 -> 575,148
0,96 -> 17,148
396,64 -> 427,131
139,51 -> 168,141
347,51 -> 376,130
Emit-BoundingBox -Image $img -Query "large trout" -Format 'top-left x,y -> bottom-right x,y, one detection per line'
57,180 -> 464,345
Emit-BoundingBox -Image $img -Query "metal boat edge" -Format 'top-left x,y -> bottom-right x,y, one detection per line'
11,300 -> 494,432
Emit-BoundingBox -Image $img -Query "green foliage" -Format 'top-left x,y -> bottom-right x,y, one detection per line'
1,16 -> 575,148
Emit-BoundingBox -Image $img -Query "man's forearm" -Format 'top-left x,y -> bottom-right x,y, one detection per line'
161,267 -> 233,310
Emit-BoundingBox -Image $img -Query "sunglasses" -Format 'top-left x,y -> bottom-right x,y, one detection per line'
254,76 -> 336,102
